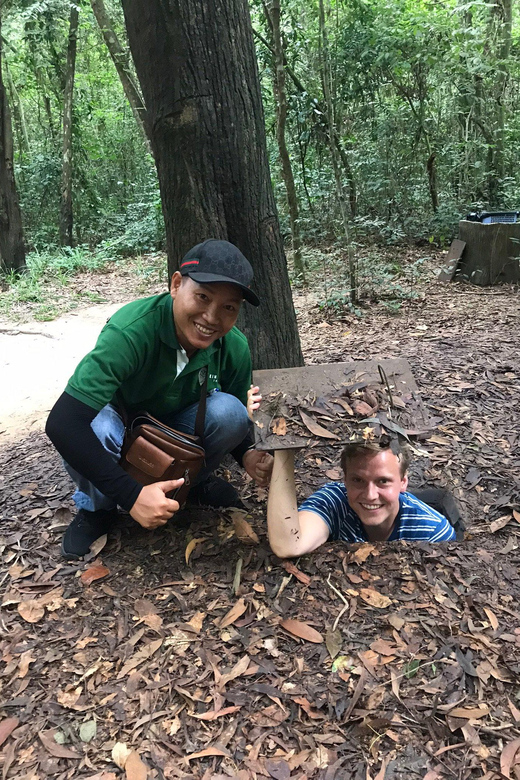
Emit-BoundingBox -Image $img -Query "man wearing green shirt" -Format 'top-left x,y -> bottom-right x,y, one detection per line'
46,239 -> 272,559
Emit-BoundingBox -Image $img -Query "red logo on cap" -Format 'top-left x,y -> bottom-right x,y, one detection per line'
180,260 -> 200,268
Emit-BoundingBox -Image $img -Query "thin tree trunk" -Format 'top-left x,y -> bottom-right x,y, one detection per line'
489,0 -> 512,205
318,0 -> 357,302
59,5 -> 79,247
90,0 -> 151,152
265,0 -> 304,282
4,60 -> 30,159
253,25 -> 357,217
121,0 -> 303,369
0,13 -> 26,274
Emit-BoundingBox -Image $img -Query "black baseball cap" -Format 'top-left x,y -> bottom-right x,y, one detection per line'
179,239 -> 260,306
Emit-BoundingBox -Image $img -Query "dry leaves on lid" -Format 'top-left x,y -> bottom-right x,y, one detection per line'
0,718 -> 19,748
233,514 -> 259,544
272,417 -> 287,436
80,564 -> 110,586
359,588 -> 392,609
280,618 -> 324,643
125,750 -> 148,780
218,597 -> 247,628
299,410 -> 339,439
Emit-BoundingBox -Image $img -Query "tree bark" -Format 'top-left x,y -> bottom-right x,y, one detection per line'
90,0 -> 151,152
0,13 -> 26,274
121,0 -> 303,369
264,0 -> 304,282
59,5 -> 79,247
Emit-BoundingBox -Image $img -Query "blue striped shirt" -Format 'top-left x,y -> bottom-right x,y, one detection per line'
299,482 -> 455,542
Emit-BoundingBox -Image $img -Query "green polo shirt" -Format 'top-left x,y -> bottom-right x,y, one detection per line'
66,292 -> 251,417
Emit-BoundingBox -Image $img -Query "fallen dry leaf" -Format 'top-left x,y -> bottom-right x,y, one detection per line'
88,534 -> 107,557
17,599 -> 45,624
191,705 -> 241,720
359,588 -> 392,609
352,400 -> 374,417
280,619 -> 324,643
185,611 -> 205,633
281,560 -> 311,585
80,564 -> 110,585
299,410 -> 339,439
483,607 -> 499,630
185,537 -> 207,564
112,742 -> 132,769
219,598 -> 247,628
272,417 -> 287,436
352,543 -> 376,564
39,729 -> 80,759
218,654 -> 251,689
125,750 -> 147,780
17,650 -> 34,678
513,509 -> 520,524
57,687 -> 82,709
490,514 -> 512,533
185,746 -> 230,762
325,628 -> 342,659
449,706 -> 489,719
117,639 -> 163,679
0,718 -> 19,747
293,697 -> 324,720
501,737 -> 520,778
265,758 -> 291,780
233,515 -> 259,544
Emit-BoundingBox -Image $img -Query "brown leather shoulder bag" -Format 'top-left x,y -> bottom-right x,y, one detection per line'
120,368 -> 208,506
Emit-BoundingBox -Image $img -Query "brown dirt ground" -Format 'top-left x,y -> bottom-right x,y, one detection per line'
1,251 -> 519,780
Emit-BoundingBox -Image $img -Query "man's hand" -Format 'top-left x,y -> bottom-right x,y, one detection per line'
243,449 -> 273,487
130,479 -> 184,529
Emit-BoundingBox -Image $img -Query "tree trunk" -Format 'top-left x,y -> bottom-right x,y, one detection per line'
0,14 -> 26,274
265,0 -> 304,282
318,0 -> 357,302
90,0 -> 151,152
121,0 -> 303,370
59,5 -> 79,247
4,60 -> 30,159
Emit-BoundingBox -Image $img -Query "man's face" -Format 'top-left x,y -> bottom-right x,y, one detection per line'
170,272 -> 243,355
344,449 -> 408,537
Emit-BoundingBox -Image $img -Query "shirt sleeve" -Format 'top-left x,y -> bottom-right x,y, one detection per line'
45,392 -> 142,512
65,323 -> 142,411
299,484 -> 341,540
430,515 -> 456,542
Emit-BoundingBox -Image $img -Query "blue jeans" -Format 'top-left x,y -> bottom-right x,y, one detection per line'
64,391 -> 250,512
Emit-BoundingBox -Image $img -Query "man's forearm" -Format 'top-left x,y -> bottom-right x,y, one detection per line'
267,450 -> 303,558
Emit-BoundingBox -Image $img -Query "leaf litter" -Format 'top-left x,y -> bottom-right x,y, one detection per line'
0,265 -> 519,778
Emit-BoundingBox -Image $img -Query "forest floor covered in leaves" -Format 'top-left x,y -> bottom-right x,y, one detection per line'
1,248 -> 519,780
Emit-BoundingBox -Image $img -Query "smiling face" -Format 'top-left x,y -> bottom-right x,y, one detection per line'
170,272 -> 243,355
343,449 -> 408,540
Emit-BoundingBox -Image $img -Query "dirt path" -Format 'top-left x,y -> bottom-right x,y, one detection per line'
0,301 -> 128,441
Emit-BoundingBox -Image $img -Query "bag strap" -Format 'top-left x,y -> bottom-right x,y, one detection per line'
194,366 -> 208,441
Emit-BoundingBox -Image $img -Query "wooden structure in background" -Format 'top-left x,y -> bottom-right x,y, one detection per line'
438,238 -> 466,282
456,220 -> 520,285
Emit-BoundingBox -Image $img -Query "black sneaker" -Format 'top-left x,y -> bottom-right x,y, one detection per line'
187,475 -> 244,509
61,508 -> 118,560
